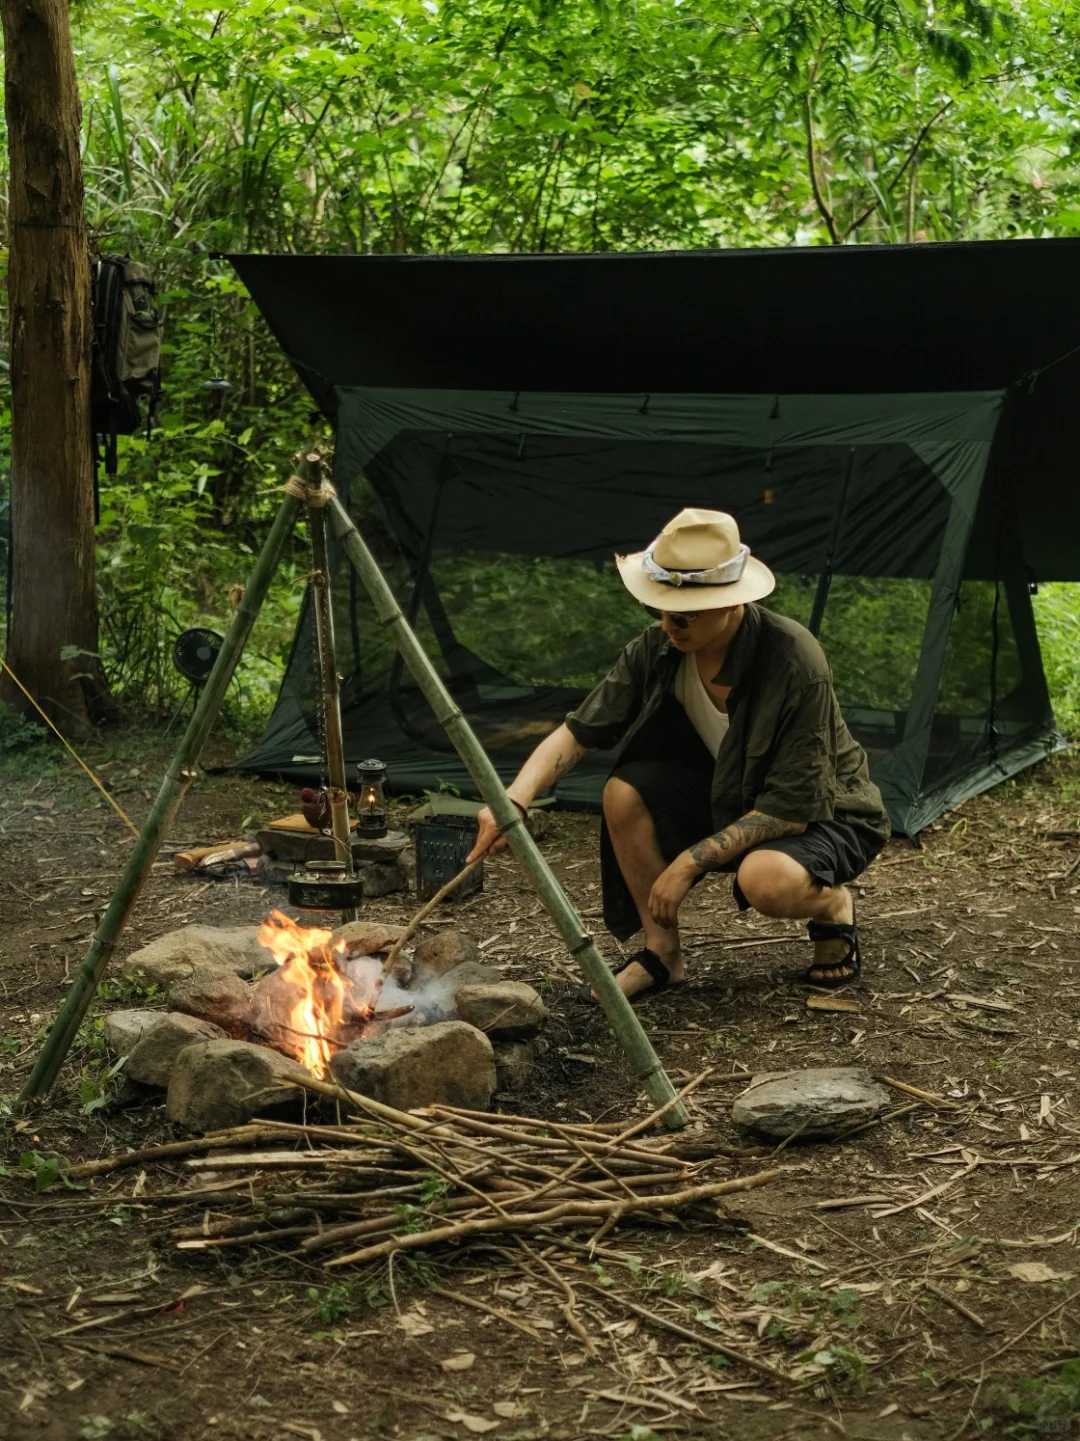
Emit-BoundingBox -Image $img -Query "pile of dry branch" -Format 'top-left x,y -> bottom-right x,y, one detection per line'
79,1072 -> 773,1269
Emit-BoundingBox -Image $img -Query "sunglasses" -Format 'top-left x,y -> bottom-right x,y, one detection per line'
644,605 -> 702,629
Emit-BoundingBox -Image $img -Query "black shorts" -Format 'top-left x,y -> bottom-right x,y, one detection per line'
599,698 -> 886,939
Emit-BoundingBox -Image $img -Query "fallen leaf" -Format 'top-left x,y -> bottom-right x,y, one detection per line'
492,1402 -> 523,1418
807,994 -> 860,1013
1007,1262 -> 1075,1284
693,1262 -> 733,1282
396,1310 -> 435,1337
441,1352 -> 476,1372
444,1410 -> 500,1434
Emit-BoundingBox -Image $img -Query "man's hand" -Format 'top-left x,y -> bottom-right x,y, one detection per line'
466,805 -> 504,863
648,853 -> 699,928
467,798 -> 530,863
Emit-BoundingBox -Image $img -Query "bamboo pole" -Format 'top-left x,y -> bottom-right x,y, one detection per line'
325,493 -> 688,1130
18,486 -> 304,1103
306,483 -> 356,920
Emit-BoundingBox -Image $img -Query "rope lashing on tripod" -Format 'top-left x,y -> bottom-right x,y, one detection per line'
284,473 -> 336,506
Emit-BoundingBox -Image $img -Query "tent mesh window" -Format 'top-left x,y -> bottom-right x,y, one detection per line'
924,579 -> 1030,792
239,387 -> 1064,834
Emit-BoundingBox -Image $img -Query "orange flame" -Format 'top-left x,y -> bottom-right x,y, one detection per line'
255,910 -> 359,1077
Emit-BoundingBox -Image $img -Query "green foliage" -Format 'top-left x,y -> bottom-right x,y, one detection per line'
418,1172 -> 453,1206
807,1343 -> 872,1395
17,1150 -> 83,1193
986,1360 -> 1080,1436
393,1202 -> 434,1234
78,1419 -> 114,1440
1034,585 -> 1080,736
0,704 -> 52,760
1,0 -> 1080,737
307,1282 -> 353,1325
79,1055 -> 127,1115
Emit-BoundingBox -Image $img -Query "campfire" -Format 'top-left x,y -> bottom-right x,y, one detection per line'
251,911 -> 412,1077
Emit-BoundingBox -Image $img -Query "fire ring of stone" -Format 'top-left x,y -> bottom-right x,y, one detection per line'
108,921 -> 548,1131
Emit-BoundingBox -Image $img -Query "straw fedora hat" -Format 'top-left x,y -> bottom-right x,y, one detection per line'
616,508 -> 775,611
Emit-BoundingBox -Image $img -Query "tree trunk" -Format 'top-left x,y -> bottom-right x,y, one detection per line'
0,0 -> 111,727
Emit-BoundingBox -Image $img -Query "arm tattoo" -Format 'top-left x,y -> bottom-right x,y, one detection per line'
689,810 -> 805,872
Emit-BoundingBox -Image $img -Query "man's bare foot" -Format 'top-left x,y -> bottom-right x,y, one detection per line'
582,946 -> 685,1003
614,949 -> 686,999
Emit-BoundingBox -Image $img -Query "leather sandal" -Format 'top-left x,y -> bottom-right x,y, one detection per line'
579,947 -> 685,1006
803,918 -> 861,989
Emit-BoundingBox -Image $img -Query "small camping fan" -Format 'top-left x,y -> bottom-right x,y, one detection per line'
163,627 -> 224,737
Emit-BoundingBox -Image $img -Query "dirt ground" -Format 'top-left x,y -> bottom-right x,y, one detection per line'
1,733 -> 1078,1441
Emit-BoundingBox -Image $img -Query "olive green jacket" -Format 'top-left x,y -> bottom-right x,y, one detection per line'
565,604 -> 890,844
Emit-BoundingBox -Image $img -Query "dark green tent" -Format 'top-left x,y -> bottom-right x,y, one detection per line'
230,239 -> 1080,836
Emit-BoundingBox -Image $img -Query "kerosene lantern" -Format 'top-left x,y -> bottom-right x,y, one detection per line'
355,758 -> 389,838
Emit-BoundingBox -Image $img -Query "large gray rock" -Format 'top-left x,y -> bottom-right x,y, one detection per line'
330,920 -> 405,954
434,961 -> 501,993
492,1039 -> 538,1093
731,1067 -> 891,1140
123,925 -> 272,988
350,831 -> 408,865
332,919 -> 409,986
125,1013 -> 227,1088
455,982 -> 547,1040
103,1009 -> 164,1057
167,1040 -> 310,1132
329,1021 -> 495,1113
413,930 -> 480,980
169,969 -> 254,1039
415,962 -> 502,1022
359,862 -> 406,899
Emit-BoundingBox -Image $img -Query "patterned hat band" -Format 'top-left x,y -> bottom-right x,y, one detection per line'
642,542 -> 750,588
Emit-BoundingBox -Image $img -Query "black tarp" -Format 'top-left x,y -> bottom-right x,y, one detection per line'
229,241 -> 1077,833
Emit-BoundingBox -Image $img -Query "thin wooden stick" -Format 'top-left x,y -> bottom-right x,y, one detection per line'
960,1290 -> 1080,1374
277,1073 -> 455,1136
372,856 -> 485,1001
416,1104 -> 624,1136
610,1066 -> 715,1145
923,1281 -> 987,1330
66,1125 -> 288,1180
323,1171 -> 782,1269
516,1239 -> 600,1358
579,1282 -> 790,1386
177,1224 -> 319,1251
877,1075 -> 960,1110
427,1284 -> 547,1343
423,1109 -> 687,1168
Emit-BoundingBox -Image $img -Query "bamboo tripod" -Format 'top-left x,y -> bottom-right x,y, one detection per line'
19,454 -> 688,1130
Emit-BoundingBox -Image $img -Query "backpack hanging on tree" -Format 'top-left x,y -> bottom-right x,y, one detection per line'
91,255 -> 164,475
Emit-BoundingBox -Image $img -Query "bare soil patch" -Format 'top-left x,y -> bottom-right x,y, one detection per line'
1,736 -> 1078,1441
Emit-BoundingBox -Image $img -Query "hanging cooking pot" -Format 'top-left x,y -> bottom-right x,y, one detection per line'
288,860 -> 365,911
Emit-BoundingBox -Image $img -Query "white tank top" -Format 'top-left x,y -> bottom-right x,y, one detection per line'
674,652 -> 730,759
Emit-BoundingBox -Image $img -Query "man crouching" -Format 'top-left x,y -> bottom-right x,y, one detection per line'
469,508 -> 891,1002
